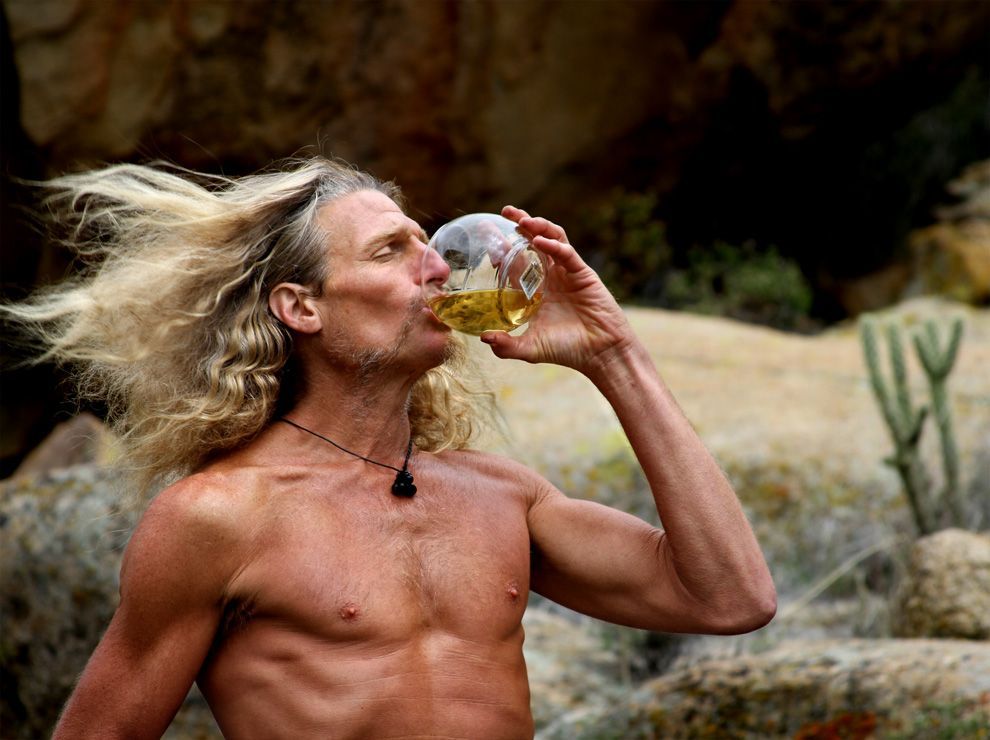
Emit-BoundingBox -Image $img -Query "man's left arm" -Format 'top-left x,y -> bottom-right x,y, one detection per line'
481,207 -> 776,635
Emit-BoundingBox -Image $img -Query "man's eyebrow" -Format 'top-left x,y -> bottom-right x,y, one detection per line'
366,224 -> 428,249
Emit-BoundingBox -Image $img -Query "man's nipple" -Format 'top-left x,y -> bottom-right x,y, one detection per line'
339,602 -> 360,621
506,581 -> 520,602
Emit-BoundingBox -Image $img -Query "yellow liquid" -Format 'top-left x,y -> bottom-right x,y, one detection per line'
429,289 -> 542,335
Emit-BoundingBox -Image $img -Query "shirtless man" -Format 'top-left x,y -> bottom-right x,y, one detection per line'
28,159 -> 775,739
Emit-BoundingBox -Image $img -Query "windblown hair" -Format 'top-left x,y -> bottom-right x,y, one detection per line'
3,156 -> 493,497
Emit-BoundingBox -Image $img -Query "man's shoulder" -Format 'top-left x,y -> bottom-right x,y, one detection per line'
138,467 -> 267,547
118,468 -> 267,598
433,448 -> 553,496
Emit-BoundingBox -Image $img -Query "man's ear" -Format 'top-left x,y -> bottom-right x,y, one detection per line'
269,283 -> 323,334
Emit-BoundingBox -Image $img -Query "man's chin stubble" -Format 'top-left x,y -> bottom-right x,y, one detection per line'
334,305 -> 454,385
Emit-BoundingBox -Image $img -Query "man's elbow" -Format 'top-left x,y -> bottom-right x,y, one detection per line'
738,585 -> 777,633
702,581 -> 777,635
714,580 -> 777,635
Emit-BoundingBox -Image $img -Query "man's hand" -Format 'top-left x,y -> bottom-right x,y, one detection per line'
480,206 -> 635,376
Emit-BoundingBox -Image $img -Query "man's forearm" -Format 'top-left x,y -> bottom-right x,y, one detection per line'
585,339 -> 776,633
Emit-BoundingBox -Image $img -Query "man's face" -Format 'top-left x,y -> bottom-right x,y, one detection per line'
312,190 -> 452,376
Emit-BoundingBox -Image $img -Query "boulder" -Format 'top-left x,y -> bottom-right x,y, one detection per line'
0,466 -> 129,737
12,412 -> 115,478
521,608 -> 629,730
893,528 -> 990,640
0,466 -> 219,739
537,639 -> 990,739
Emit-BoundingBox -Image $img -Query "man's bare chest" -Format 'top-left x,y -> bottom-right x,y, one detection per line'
222,479 -> 532,644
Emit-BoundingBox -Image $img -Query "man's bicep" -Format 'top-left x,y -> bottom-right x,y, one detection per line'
527,484 -> 704,632
54,485 -> 231,739
56,596 -> 220,739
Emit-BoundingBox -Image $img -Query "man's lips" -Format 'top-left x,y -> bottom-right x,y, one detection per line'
423,304 -> 450,329
416,296 -> 450,329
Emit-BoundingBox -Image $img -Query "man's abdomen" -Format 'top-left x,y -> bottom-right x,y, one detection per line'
199,623 -> 534,739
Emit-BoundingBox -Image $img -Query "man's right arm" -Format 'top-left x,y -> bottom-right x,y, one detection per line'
53,477 -> 239,740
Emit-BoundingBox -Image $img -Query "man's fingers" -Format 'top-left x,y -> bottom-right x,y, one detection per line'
532,235 -> 587,273
501,206 -> 569,244
501,204 -> 589,275
502,205 -> 530,221
520,217 -> 568,243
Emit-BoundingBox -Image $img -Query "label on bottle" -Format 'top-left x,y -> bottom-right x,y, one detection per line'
519,261 -> 543,300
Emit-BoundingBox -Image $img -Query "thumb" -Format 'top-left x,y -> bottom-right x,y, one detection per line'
480,330 -> 527,360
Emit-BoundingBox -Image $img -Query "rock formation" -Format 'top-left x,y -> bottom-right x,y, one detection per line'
893,528 -> 990,640
538,639 -> 990,739
3,0 -> 988,470
0,465 -> 219,738
3,0 -> 986,263
1,466 -> 136,737
906,160 -> 990,306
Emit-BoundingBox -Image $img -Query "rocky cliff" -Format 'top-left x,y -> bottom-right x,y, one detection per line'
3,0 -> 988,472
3,0 -> 987,275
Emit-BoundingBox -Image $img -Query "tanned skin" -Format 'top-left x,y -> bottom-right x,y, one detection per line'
52,192 -> 776,739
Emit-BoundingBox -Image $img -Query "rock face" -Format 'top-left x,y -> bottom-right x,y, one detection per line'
893,528 -> 990,640
3,0 -> 988,469
906,160 -> 990,306
538,639 -> 990,739
3,0 -> 986,256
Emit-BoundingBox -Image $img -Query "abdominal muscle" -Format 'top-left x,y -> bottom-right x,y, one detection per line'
198,619 -> 533,739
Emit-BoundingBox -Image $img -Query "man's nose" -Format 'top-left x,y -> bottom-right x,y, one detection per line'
420,242 -> 451,286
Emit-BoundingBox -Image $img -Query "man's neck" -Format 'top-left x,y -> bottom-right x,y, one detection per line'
281,363 -> 417,464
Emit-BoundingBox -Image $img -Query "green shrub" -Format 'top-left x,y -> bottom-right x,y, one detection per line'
584,189 -> 816,331
664,241 -> 814,331
585,189 -> 671,303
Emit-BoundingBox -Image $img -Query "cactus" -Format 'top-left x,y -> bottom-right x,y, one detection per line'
860,315 -> 966,535
861,319 -> 933,533
913,318 -> 965,527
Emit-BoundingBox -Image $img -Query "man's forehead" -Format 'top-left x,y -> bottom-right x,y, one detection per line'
317,190 -> 420,247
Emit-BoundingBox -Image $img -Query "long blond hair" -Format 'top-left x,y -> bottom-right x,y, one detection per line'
3,157 -> 492,496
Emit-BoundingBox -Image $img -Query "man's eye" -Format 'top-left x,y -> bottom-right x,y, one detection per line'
375,244 -> 401,259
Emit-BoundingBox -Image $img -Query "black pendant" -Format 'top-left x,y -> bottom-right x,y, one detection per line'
391,470 -> 416,497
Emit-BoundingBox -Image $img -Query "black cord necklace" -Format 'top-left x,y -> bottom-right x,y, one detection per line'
279,417 -> 416,497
